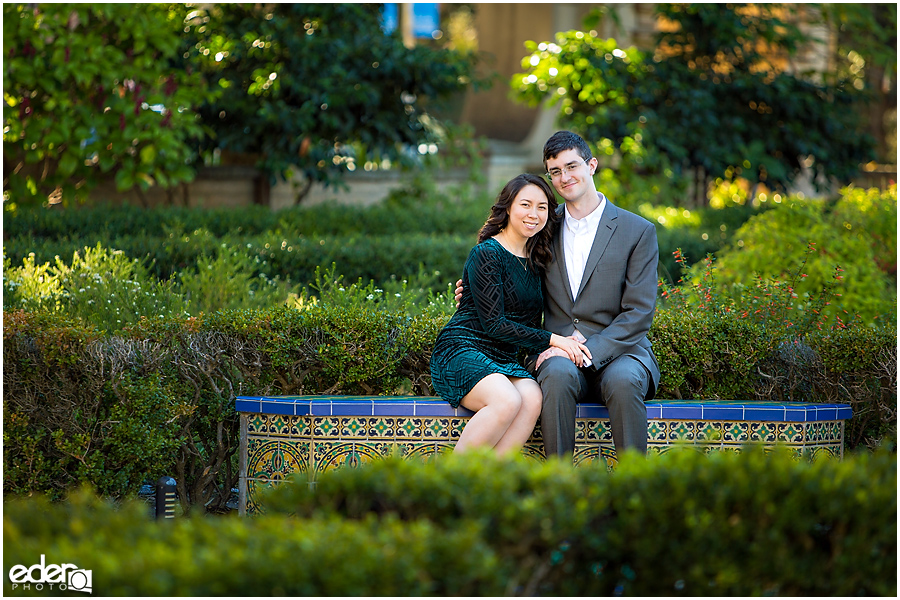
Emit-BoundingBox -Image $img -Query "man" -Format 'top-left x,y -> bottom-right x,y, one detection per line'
457,130 -> 660,457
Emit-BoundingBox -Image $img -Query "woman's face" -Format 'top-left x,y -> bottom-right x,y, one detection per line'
505,184 -> 550,241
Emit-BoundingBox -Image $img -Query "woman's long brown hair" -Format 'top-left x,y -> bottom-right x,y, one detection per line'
476,173 -> 559,271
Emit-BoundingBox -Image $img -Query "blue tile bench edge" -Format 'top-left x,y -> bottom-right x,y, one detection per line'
236,396 -> 852,422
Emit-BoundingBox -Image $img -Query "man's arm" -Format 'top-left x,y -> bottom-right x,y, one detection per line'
583,222 -> 659,370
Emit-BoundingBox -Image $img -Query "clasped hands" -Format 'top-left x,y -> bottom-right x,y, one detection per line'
540,331 -> 591,368
453,278 -> 591,368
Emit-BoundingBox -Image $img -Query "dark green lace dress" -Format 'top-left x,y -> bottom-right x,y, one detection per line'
431,238 -> 552,408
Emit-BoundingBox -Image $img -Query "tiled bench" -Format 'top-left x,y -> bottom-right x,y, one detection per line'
236,395 -> 852,515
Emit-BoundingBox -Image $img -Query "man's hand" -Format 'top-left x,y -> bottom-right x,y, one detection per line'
535,334 -> 591,369
454,279 -> 463,308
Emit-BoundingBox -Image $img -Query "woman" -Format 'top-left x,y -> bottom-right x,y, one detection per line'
431,173 -> 591,454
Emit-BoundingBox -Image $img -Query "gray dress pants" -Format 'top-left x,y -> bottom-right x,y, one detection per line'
536,354 -> 650,457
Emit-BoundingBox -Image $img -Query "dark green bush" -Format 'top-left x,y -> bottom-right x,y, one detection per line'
3,196 -> 763,289
4,448 -> 895,596
4,296 -> 895,512
266,447 -> 896,596
2,487 -> 498,596
3,231 -> 477,288
3,304 -> 445,511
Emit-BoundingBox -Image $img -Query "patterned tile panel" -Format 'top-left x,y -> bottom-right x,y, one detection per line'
238,396 -> 852,514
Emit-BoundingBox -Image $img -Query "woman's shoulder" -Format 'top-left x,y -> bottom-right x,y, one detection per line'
469,237 -> 503,260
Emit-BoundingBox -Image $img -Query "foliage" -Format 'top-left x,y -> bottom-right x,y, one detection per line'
654,241 -> 896,448
513,4 -> 875,203
2,4 -> 214,206
2,298 -> 449,510
820,4 -> 897,162
177,245 -> 296,315
699,186 -> 897,324
264,447 -> 896,596
4,189 -> 766,294
3,244 -> 188,332
182,3 -> 481,202
5,447 -> 885,596
2,311 -> 185,499
4,270 -> 895,509
3,488 -> 497,596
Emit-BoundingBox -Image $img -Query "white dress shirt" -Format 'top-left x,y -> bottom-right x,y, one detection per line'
563,193 -> 606,300
562,193 -> 606,367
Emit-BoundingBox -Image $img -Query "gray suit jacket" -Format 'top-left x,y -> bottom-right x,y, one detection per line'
535,201 -> 661,398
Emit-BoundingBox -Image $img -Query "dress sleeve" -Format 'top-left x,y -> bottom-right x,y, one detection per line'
466,243 -> 552,352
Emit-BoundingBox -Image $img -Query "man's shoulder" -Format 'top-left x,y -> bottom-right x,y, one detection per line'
606,202 -> 655,230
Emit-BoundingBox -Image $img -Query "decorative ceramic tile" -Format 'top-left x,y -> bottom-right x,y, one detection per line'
396,417 -> 422,438
723,421 -> 750,442
824,421 -> 843,442
530,421 -> 544,442
520,444 -> 546,463
696,421 -> 725,442
449,418 -> 467,440
667,420 -> 695,441
339,417 -> 368,438
314,441 -> 385,475
585,419 -> 613,442
289,415 -> 311,438
313,417 -> 342,438
646,420 -> 667,442
422,418 -> 450,440
397,441 -> 444,461
238,396 -> 853,514
749,421 -> 777,443
248,439 -> 308,481
573,444 -> 597,466
248,414 -> 267,435
367,417 -> 395,439
574,419 -> 587,441
777,422 -> 804,443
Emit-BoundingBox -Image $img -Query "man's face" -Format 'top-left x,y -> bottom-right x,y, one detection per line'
545,149 -> 596,203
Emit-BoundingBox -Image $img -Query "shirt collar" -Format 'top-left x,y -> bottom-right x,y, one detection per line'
564,192 -> 607,231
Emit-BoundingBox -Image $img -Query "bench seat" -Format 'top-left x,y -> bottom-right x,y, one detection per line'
236,395 -> 852,515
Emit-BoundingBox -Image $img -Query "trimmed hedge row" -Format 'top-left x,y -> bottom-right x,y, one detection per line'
3,302 -> 895,511
2,201 -> 758,286
4,448 -> 896,596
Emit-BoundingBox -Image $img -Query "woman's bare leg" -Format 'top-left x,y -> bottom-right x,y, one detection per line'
493,377 -> 542,454
455,373 -> 522,453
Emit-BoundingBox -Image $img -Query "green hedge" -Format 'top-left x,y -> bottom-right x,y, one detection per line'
4,301 -> 895,512
2,201 -> 758,286
4,448 -> 896,596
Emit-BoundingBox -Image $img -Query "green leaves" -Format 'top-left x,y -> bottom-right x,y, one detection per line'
183,4 -> 479,201
512,4 -> 876,198
4,5 -> 216,206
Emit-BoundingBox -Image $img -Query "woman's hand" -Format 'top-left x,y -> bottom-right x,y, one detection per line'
549,334 -> 592,367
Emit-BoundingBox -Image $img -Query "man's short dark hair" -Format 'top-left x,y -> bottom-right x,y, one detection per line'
543,130 -> 592,165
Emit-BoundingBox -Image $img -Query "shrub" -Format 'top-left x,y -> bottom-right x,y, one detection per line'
177,245 -> 297,314
3,244 -> 188,332
702,185 -> 897,324
4,448 -> 894,596
2,487 -> 498,596
655,247 -> 897,448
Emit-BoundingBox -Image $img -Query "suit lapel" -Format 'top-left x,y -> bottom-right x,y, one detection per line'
552,206 -> 575,304
576,202 -> 618,299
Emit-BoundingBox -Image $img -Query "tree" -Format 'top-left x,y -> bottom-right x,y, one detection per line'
820,4 -> 897,164
182,4 -> 480,204
513,3 -> 875,206
3,4 -> 214,207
